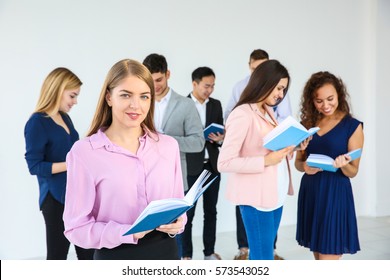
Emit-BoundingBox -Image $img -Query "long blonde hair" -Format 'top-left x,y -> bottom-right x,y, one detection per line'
35,67 -> 82,116
87,59 -> 156,136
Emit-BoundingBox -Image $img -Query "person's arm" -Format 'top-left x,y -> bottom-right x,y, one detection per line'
224,80 -> 244,122
171,100 -> 205,153
295,150 -> 307,172
63,145 -> 139,249
218,109 -> 294,174
208,100 -> 225,145
335,123 -> 364,178
52,162 -> 66,173
218,109 -> 261,173
224,91 -> 239,122
24,116 -> 54,177
294,141 -> 324,175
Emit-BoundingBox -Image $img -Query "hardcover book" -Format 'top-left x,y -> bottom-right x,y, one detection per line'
203,123 -> 224,141
263,116 -> 320,151
123,170 -> 217,235
306,148 -> 362,172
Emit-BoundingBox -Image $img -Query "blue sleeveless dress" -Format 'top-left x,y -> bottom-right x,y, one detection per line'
296,116 -> 362,255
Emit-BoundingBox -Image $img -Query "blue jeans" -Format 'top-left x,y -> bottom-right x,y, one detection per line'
239,205 -> 283,260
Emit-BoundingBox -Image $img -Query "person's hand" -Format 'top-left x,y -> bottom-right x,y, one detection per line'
334,153 -> 352,169
265,146 -> 295,166
133,229 -> 152,240
156,216 -> 184,235
294,136 -> 312,151
208,132 -> 224,143
303,162 -> 322,175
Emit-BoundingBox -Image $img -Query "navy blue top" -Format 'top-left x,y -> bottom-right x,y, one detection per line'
24,112 -> 79,208
296,116 -> 362,254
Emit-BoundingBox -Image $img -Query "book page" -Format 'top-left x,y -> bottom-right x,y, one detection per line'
183,170 -> 212,204
263,116 -> 304,143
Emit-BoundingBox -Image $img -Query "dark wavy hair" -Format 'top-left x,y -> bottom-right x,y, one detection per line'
299,71 -> 351,128
234,59 -> 290,109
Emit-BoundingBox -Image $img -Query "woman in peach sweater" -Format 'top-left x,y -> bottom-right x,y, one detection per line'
218,60 -> 308,260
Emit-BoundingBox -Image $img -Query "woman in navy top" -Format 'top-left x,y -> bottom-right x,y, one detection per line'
24,67 -> 94,260
295,71 -> 364,260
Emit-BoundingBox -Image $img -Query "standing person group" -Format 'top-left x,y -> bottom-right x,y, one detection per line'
24,67 -> 94,260
24,52 -> 364,261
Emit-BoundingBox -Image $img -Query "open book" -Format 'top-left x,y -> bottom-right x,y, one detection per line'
306,148 -> 362,172
263,116 -> 320,151
123,170 -> 217,235
203,123 -> 224,141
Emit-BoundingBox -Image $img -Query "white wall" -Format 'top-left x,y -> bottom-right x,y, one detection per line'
0,0 -> 387,259
375,0 -> 390,215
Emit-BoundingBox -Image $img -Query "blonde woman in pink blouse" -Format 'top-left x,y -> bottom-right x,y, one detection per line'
218,60 -> 309,260
63,59 -> 186,260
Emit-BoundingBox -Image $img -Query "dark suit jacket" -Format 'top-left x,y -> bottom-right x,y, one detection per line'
186,94 -> 224,176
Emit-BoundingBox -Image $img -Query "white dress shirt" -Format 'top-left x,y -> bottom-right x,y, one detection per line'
190,93 -> 209,159
154,88 -> 172,133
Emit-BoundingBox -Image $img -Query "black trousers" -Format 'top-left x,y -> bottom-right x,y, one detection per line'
41,193 -> 94,260
182,162 -> 220,257
94,231 -> 179,260
236,205 -> 248,249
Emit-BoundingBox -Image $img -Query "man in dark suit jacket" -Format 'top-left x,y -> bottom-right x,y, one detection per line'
182,67 -> 224,260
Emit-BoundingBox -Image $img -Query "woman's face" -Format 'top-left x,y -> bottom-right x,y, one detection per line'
106,75 -> 151,129
264,78 -> 288,106
313,83 -> 339,116
59,87 -> 80,112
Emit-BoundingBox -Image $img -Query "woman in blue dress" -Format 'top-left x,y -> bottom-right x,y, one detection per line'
24,68 -> 94,260
294,71 -> 364,260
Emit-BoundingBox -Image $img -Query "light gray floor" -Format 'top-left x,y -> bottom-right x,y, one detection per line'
65,216 -> 389,260
190,216 -> 390,260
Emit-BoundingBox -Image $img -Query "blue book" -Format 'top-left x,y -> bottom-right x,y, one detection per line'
306,148 -> 362,172
203,123 -> 224,141
263,116 -> 320,151
123,170 -> 217,235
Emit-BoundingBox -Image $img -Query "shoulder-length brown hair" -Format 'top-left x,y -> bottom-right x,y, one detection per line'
299,71 -> 351,128
87,59 -> 156,136
234,59 -> 290,110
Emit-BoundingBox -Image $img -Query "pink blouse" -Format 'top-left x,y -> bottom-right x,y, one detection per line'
63,129 -> 186,249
